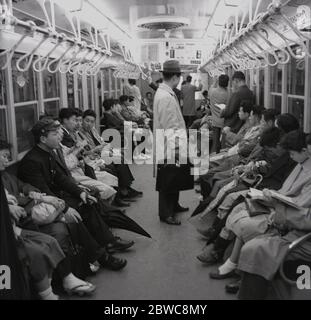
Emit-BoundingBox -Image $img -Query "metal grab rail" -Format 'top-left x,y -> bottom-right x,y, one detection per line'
32,33 -> 67,72
0,19 -> 37,70
265,22 -> 311,60
47,43 -> 76,73
202,1 -> 311,73
279,232 -> 311,287
253,28 -> 291,65
16,35 -> 49,72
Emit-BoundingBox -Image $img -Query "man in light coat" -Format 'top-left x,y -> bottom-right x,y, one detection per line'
153,60 -> 193,225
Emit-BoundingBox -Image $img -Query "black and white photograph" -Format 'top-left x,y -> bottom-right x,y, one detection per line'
1,0 -> 311,306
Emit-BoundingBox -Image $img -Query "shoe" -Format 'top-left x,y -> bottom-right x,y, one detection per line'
127,187 -> 143,197
225,280 -> 241,294
174,205 -> 189,213
197,248 -> 222,265
99,254 -> 127,271
106,237 -> 135,254
160,216 -> 181,225
209,270 -> 238,280
197,227 -> 218,245
65,282 -> 96,297
112,198 -> 131,207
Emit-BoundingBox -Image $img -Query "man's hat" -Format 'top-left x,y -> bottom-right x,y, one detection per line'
31,118 -> 60,137
161,60 -> 181,74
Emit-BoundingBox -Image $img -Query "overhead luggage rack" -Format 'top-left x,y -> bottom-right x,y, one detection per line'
200,0 -> 311,76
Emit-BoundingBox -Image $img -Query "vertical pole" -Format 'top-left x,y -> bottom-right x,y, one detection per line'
264,65 -> 271,109
281,62 -> 288,114
59,72 -> 68,109
82,73 -> 88,110
5,60 -> 18,161
304,41 -> 311,133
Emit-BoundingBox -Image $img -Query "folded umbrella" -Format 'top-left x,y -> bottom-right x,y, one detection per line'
103,211 -> 152,239
190,196 -> 213,218
96,200 -> 151,238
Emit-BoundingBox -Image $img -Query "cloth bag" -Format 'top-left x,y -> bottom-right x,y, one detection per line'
31,203 -> 63,226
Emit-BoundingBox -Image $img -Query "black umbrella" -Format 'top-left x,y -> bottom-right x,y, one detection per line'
0,173 -> 30,300
96,200 -> 152,239
103,211 -> 152,239
190,196 -> 213,218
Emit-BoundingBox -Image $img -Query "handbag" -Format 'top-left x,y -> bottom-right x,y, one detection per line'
31,203 -> 63,226
244,197 -> 272,217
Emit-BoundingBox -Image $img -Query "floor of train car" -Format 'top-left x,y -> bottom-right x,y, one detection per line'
72,164 -> 235,300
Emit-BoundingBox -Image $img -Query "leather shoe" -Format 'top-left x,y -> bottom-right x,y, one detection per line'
197,248 -> 222,265
197,227 -> 218,245
98,254 -> 127,271
112,198 -> 131,207
225,280 -> 241,294
209,270 -> 238,280
174,205 -> 189,213
106,237 -> 135,254
160,216 -> 181,225
127,187 -> 143,198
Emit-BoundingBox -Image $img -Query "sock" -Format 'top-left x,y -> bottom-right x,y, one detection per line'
63,273 -> 88,290
38,287 -> 59,300
218,258 -> 237,275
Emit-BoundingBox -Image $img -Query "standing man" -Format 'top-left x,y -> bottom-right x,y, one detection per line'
209,74 -> 230,153
181,75 -> 203,127
123,79 -> 142,111
221,71 -> 254,134
154,60 -> 193,226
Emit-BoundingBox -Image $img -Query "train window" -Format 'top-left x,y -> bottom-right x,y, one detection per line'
111,73 -> 116,91
271,95 -> 282,114
270,65 -> 282,93
67,73 -> 75,109
259,69 -> 265,107
15,104 -> 37,153
12,54 -> 36,103
0,66 -> 6,105
44,100 -> 60,118
103,69 -> 110,91
87,76 -> 93,109
0,109 -> 7,141
288,97 -> 304,129
42,68 -> 60,99
288,58 -> 305,96
77,74 -> 83,109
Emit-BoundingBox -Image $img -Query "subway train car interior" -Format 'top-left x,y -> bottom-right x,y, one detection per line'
1,0 -> 311,302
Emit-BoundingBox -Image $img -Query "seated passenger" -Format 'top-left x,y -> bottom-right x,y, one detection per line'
236,131 -> 311,299
78,109 -> 143,202
199,103 -> 265,199
59,108 -> 117,200
18,119 -> 133,264
101,99 -> 125,132
196,127 -> 296,265
119,95 -> 142,124
0,141 -> 97,298
209,131 -> 311,295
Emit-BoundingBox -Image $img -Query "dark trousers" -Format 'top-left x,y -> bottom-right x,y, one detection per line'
184,116 -> 196,128
39,221 -> 106,278
78,203 -> 115,246
61,193 -> 115,246
238,272 -> 270,300
106,163 -> 134,189
211,127 -> 222,154
158,192 -> 179,220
